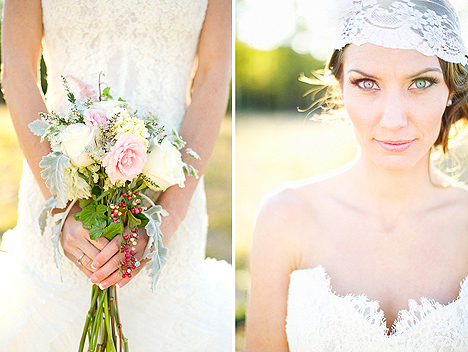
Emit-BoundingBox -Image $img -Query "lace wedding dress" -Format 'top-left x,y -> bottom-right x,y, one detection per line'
286,266 -> 468,351
0,0 -> 232,351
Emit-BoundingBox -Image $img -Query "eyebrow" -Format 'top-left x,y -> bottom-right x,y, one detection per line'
346,67 -> 443,79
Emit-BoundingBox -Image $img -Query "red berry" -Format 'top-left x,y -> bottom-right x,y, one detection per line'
125,248 -> 129,253
128,274 -> 132,278
135,191 -> 139,196
131,228 -> 137,233
113,217 -> 118,221
130,251 -> 135,255
122,203 -> 126,207
122,193 -> 127,197
128,196 -> 132,200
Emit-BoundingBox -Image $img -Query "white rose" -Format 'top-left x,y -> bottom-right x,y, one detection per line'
143,138 -> 186,191
60,123 -> 96,167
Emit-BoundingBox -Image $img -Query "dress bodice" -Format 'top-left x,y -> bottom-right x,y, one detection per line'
41,0 -> 208,132
286,266 -> 468,352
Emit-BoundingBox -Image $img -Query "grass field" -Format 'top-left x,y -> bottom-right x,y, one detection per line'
0,105 -> 232,263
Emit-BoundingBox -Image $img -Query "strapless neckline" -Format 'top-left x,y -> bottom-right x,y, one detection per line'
290,265 -> 468,336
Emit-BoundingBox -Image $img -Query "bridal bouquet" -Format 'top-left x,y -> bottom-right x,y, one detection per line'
29,76 -> 199,351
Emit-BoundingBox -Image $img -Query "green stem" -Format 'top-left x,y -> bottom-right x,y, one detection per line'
79,285 -> 100,352
90,288 -> 107,350
109,287 -> 118,349
113,286 -> 125,351
103,289 -> 116,352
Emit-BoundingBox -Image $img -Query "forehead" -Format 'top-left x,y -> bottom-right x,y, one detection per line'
343,44 -> 442,76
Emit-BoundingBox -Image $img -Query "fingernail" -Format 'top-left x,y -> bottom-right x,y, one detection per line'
116,282 -> 122,289
90,275 -> 99,284
91,262 -> 99,270
99,281 -> 109,290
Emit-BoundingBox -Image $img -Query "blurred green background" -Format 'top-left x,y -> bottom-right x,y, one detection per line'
235,0 -> 468,350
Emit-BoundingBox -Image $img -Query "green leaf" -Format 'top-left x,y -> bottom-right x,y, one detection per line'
73,212 -> 82,221
102,87 -> 113,100
78,204 -> 107,229
101,222 -> 124,241
79,198 -> 93,209
67,92 -> 76,104
89,225 -> 106,241
91,186 -> 102,197
127,211 -> 141,229
134,212 -> 149,227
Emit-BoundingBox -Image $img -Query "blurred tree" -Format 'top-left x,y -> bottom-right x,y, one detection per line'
235,40 -> 325,112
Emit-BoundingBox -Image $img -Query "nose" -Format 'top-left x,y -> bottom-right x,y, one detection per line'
379,93 -> 407,131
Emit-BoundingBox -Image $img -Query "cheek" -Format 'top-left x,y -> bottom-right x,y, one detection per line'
342,93 -> 378,136
409,98 -> 446,141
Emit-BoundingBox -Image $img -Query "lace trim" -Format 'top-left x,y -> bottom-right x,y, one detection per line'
334,0 -> 467,64
286,266 -> 468,351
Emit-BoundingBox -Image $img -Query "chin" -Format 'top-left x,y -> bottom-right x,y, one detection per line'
362,142 -> 431,172
372,155 -> 421,172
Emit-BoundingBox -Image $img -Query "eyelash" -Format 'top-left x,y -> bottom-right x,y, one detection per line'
349,77 -> 440,91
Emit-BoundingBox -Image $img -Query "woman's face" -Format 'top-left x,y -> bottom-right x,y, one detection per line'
340,44 -> 450,171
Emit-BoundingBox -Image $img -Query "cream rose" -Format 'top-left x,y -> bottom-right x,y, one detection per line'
143,138 -> 186,191
60,123 -> 96,167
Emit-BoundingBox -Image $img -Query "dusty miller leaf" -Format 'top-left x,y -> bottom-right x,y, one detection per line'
142,205 -> 169,291
28,119 -> 49,136
38,196 -> 58,236
39,152 -> 70,208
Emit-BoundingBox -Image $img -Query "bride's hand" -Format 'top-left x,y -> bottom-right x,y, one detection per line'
88,227 -> 149,289
61,203 -> 109,278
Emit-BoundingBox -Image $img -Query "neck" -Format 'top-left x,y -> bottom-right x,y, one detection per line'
347,150 -> 438,212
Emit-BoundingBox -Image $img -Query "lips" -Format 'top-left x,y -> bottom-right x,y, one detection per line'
375,139 -> 415,153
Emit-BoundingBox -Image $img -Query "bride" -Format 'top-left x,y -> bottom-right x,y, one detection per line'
246,0 -> 468,351
0,0 -> 232,351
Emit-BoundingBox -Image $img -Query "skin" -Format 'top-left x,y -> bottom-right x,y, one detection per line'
245,44 -> 468,351
2,0 -> 231,288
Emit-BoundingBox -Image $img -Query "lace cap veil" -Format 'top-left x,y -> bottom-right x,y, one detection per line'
333,0 -> 467,64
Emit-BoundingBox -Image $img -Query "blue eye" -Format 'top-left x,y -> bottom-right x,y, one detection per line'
358,80 -> 377,90
409,78 -> 437,90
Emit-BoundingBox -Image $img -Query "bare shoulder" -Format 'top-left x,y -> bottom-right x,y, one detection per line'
254,167 -> 347,248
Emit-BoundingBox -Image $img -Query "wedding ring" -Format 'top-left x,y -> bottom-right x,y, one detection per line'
77,253 -> 85,265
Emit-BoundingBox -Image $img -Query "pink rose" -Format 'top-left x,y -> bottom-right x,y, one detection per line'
103,132 -> 147,184
83,108 -> 108,126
